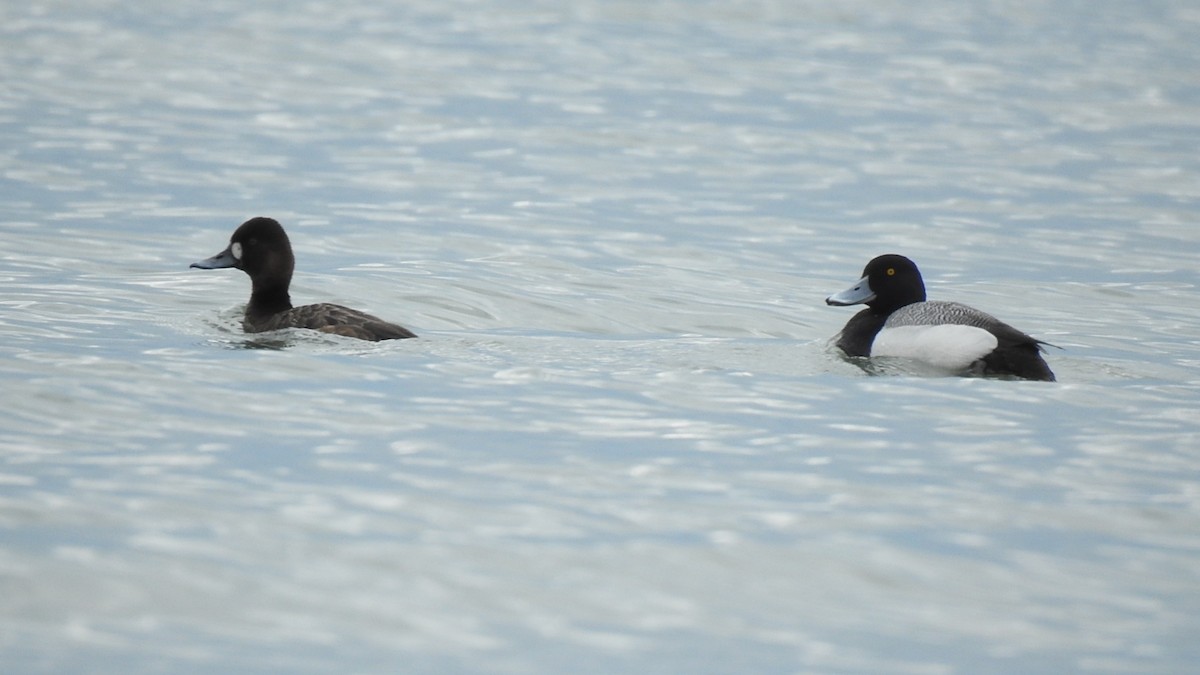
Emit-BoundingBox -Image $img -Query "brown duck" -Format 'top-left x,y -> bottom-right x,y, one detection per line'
191,217 -> 416,341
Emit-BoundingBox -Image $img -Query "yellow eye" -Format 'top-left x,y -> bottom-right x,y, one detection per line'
887,268 -> 895,276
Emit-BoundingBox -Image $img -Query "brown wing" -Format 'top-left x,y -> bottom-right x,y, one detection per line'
254,303 -> 416,341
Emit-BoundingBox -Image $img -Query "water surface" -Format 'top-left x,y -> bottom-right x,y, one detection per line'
2,1 -> 1199,673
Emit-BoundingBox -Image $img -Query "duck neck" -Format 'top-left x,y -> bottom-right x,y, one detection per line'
246,280 -> 293,320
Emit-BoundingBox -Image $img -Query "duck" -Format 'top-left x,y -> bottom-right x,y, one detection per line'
826,254 -> 1055,381
191,217 -> 416,341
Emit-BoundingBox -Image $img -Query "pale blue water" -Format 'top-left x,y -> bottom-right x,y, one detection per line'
2,1 -> 1199,673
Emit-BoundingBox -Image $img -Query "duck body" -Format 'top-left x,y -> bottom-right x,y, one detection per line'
826,254 -> 1054,381
191,217 -> 416,341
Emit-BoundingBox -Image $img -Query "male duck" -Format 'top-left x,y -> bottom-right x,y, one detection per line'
191,217 -> 416,341
826,254 -> 1054,381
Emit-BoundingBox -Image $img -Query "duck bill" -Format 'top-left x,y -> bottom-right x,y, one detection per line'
826,276 -> 875,306
191,246 -> 238,270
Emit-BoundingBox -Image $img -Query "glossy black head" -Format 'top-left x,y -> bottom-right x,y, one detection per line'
826,254 -> 927,312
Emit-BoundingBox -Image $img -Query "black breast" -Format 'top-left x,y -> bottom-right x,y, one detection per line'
835,308 -> 887,357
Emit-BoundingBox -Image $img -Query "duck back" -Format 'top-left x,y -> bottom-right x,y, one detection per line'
246,302 -> 417,341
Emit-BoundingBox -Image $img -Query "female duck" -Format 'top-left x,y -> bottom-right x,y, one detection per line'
191,217 -> 416,341
826,254 -> 1054,381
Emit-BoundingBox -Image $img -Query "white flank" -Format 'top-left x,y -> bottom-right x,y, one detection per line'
871,325 -> 999,371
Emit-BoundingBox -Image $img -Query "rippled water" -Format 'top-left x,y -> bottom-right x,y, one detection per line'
3,1 -> 1199,673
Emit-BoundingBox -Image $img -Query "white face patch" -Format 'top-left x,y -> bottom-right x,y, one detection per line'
231,242 -> 243,260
